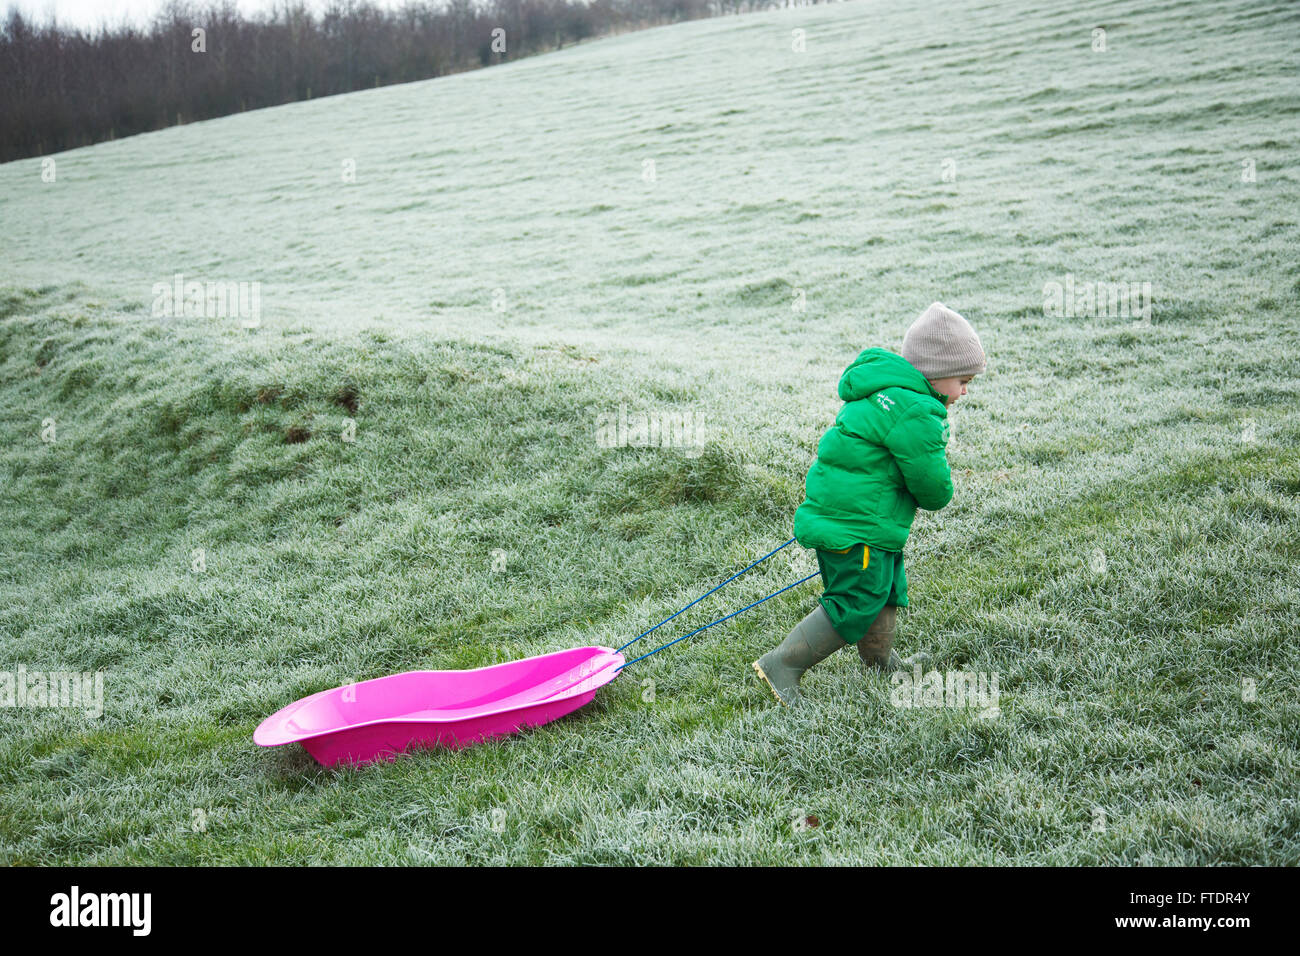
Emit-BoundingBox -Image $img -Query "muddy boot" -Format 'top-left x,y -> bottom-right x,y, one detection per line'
753,604 -> 847,707
858,605 -> 901,674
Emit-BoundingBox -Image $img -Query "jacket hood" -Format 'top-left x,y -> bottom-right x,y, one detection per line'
838,348 -> 944,403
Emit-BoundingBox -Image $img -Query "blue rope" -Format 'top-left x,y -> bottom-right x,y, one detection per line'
616,571 -> 820,670
615,537 -> 797,655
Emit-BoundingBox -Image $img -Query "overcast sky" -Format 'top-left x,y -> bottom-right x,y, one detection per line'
8,0 -> 411,29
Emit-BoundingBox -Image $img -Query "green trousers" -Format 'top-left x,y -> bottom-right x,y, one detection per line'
815,544 -> 907,645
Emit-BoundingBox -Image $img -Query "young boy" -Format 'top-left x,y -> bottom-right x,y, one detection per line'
753,302 -> 986,706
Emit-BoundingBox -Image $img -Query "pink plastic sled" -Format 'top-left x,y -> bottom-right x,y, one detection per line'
254,646 -> 623,766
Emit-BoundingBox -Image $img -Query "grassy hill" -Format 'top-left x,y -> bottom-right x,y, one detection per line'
1,0 -> 1297,864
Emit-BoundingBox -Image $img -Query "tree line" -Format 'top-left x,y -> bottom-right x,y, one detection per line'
1,0 -> 829,163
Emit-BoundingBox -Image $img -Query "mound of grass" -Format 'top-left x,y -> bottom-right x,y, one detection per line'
1,280 -> 1296,865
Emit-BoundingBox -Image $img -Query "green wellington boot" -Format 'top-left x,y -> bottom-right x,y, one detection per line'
857,605 -> 901,674
753,604 -> 848,706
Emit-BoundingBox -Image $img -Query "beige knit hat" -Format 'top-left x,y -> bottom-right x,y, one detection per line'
901,302 -> 986,380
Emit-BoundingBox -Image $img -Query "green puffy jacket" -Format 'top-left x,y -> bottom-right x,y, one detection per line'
793,348 -> 953,552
